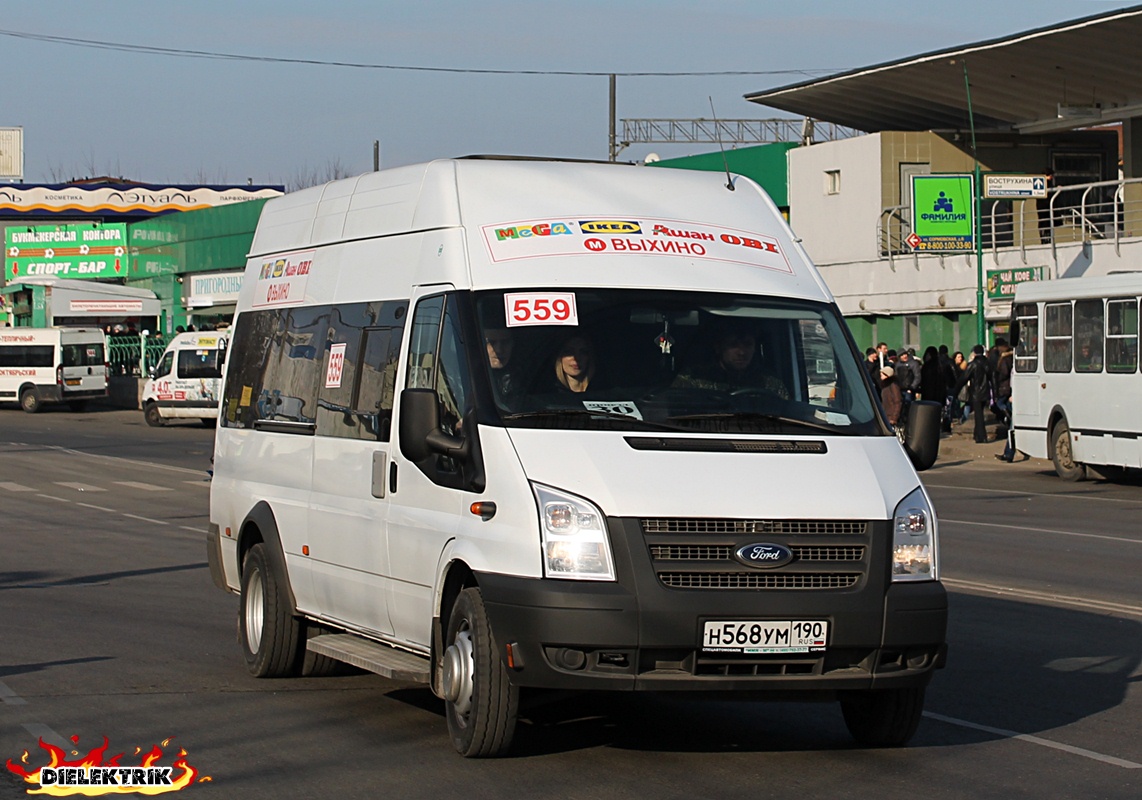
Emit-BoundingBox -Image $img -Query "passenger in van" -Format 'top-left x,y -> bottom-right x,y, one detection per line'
484,326 -> 520,404
553,335 -> 596,393
673,326 -> 789,399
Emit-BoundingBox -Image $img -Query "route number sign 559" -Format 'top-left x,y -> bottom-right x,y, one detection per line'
504,292 -> 579,327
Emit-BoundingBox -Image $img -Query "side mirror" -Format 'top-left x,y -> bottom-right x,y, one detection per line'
399,389 -> 438,462
398,389 -> 470,462
903,400 -> 941,472
1009,320 -> 1021,349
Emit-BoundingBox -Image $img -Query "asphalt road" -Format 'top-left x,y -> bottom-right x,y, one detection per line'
1,406 -> 1139,799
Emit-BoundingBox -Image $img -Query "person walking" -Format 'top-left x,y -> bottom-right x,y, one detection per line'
955,345 -> 995,444
919,346 -> 945,404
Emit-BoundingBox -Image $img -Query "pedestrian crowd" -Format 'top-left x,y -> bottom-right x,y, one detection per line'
864,338 -> 1018,461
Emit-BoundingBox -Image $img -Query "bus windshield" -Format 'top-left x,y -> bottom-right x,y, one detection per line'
474,288 -> 880,436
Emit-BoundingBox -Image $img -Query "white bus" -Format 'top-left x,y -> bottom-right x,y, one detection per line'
1011,273 -> 1142,480
0,327 -> 108,413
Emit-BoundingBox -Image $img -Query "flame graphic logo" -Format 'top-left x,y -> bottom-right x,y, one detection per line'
6,736 -> 210,796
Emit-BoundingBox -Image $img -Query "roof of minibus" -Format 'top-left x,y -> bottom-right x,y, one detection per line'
1015,272 -> 1142,302
248,158 -> 833,303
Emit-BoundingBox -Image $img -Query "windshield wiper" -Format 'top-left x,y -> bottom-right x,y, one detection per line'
666,412 -> 845,435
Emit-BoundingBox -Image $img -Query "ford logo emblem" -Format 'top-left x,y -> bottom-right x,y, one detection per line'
733,543 -> 794,569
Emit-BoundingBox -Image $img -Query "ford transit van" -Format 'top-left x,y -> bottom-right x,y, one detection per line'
0,327 -> 108,413
208,158 -> 945,757
142,331 -> 228,426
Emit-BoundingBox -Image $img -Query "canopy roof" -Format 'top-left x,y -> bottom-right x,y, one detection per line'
745,5 -> 1142,135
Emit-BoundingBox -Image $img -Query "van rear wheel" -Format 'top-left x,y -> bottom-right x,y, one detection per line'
143,403 -> 166,427
239,543 -> 303,678
443,587 -> 518,757
20,388 -> 41,414
840,686 -> 925,747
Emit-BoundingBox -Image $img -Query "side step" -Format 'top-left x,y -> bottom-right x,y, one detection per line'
307,633 -> 431,684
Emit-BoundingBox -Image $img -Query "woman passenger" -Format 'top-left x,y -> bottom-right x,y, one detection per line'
554,335 -> 595,393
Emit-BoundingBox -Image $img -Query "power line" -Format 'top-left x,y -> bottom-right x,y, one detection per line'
0,28 -> 838,77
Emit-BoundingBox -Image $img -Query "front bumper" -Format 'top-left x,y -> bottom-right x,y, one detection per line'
477,517 -> 947,693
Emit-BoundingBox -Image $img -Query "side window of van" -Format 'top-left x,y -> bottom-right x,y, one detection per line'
405,294 -> 474,437
154,352 -> 174,379
0,345 -> 53,368
315,300 -> 407,442
222,307 -> 327,428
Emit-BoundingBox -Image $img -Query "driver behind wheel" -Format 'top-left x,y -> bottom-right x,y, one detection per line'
672,323 -> 789,398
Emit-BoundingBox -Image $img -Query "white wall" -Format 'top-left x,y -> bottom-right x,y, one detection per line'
788,135 -> 883,264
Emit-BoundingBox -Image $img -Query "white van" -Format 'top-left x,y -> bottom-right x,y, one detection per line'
0,327 -> 108,413
208,159 -> 946,757
142,331 -> 228,427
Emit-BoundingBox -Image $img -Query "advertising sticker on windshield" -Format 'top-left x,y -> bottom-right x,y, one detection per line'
482,217 -> 792,274
504,292 -> 579,327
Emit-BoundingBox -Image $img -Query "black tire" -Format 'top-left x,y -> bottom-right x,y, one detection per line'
442,587 -> 518,757
20,388 -> 41,414
239,543 -> 303,678
1051,419 -> 1086,482
840,686 -> 925,747
143,403 -> 167,427
67,400 -> 88,412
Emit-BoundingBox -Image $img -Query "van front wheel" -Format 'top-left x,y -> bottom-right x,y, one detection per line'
443,587 -> 518,757
239,543 -> 302,678
840,686 -> 925,747
144,403 -> 166,427
1051,420 -> 1086,481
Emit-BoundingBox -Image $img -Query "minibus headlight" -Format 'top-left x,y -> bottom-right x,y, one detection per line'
891,486 -> 938,582
532,484 -> 615,581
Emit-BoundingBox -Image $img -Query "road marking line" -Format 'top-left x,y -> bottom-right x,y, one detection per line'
925,481 -> 1142,505
75,502 -> 116,512
24,444 -> 205,477
0,680 -> 27,705
0,481 -> 35,492
113,481 -> 173,492
941,517 -> 1141,545
183,480 -> 211,487
35,494 -> 70,503
179,526 -> 203,533
924,712 -> 1142,769
121,513 -> 169,526
21,723 -> 71,753
53,482 -> 106,492
943,577 -> 1142,618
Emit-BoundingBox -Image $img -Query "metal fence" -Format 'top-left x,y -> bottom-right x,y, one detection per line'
107,333 -> 168,377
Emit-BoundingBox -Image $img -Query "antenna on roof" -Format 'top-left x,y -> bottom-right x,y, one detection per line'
709,96 -> 734,191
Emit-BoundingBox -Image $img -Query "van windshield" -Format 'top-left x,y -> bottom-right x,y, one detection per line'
474,289 -> 880,435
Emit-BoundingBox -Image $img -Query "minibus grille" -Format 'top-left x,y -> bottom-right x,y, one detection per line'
641,519 -> 867,536
639,518 -> 871,591
658,572 -> 861,590
650,545 -> 865,562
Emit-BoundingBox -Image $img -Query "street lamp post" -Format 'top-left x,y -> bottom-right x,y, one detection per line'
961,61 -> 986,348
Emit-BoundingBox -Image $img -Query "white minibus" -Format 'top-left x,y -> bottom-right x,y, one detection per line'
1012,273 -> 1142,479
141,331 -> 228,426
208,158 -> 946,757
0,327 -> 108,413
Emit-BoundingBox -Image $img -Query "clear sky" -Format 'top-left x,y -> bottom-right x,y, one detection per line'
1,1 -> 1137,187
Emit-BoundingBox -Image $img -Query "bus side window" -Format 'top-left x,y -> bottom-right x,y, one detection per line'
1106,297 -> 1139,373
1044,301 -> 1073,373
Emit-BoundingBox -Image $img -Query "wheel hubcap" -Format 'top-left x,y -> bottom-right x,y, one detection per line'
442,629 -> 474,718
244,570 -> 264,653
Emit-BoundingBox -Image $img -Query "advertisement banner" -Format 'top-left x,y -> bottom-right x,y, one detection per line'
909,174 -> 976,252
6,222 -> 129,281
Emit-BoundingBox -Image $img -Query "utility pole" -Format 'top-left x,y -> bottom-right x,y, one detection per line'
373,140 -> 380,172
962,61 -> 986,348
608,74 -> 617,162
